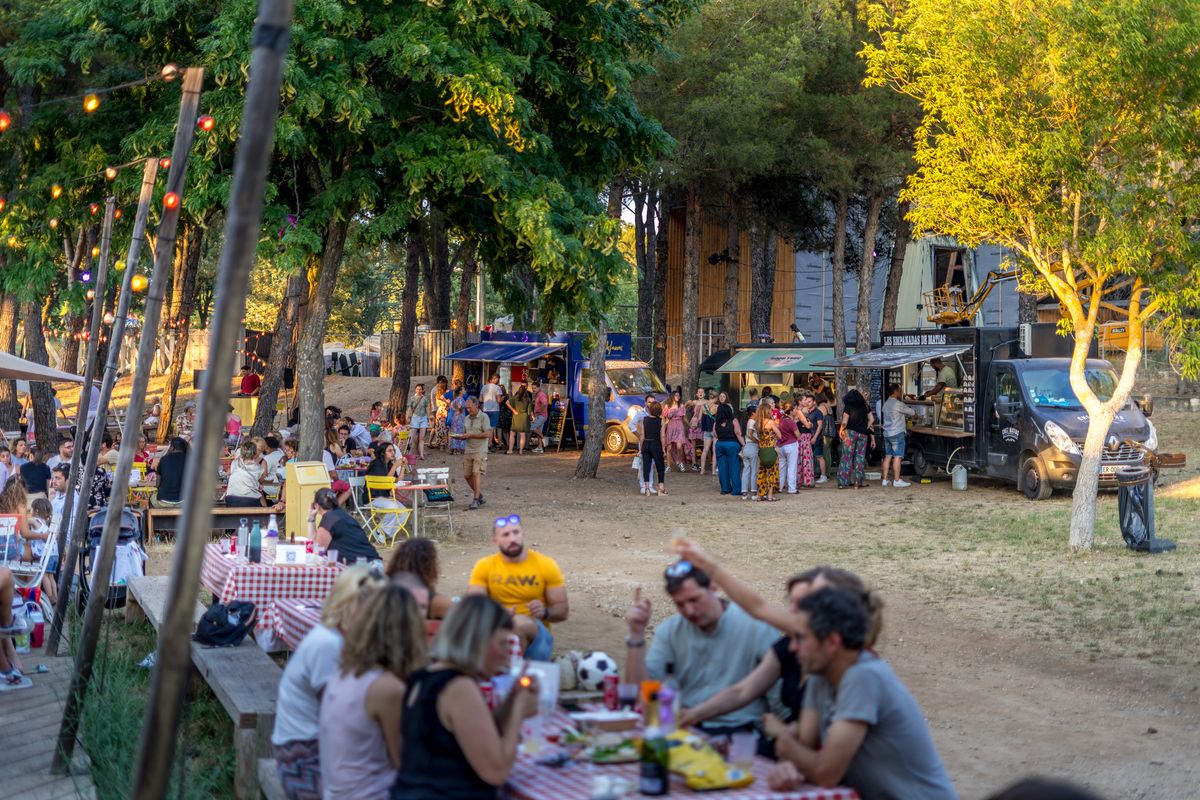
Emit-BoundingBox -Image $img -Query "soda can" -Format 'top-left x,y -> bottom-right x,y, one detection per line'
603,673 -> 620,711
480,681 -> 494,710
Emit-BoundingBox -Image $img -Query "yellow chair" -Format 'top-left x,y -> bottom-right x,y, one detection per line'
363,475 -> 411,546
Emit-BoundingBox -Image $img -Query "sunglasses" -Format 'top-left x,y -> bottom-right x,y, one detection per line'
494,514 -> 522,528
664,560 -> 695,579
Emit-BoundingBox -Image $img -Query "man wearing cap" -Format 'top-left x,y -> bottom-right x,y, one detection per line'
467,515 -> 568,660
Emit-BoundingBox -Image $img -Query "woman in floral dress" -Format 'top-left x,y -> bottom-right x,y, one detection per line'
755,401 -> 780,501
663,392 -> 691,471
686,387 -> 706,471
427,376 -> 451,450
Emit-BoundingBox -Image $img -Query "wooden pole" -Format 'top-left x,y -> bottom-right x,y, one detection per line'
50,159 -> 160,772
44,199 -> 117,656
131,4 -> 293,796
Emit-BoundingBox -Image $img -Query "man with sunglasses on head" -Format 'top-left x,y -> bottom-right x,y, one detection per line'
624,560 -> 779,739
467,515 -> 568,660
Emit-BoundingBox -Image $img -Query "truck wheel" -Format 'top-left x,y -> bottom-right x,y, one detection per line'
1021,456 -> 1052,501
909,445 -> 931,479
603,425 -> 628,454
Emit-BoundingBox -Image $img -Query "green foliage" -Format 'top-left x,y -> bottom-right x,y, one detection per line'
2,0 -> 698,330
862,0 -> 1200,375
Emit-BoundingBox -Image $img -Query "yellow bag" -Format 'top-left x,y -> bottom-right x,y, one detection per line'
665,730 -> 755,791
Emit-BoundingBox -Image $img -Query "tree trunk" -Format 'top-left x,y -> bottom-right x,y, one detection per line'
831,191 -> 850,395
634,184 -> 657,364
451,246 -> 477,387
61,227 -> 97,375
681,182 -> 702,397
0,292 -> 20,430
251,275 -> 304,437
652,189 -> 669,380
854,187 -> 885,393
22,302 -> 59,453
389,230 -> 423,421
156,220 -> 205,443
749,224 -> 778,340
427,209 -> 453,330
722,191 -> 740,350
881,199 -> 911,333
574,321 -> 608,478
297,214 -> 351,460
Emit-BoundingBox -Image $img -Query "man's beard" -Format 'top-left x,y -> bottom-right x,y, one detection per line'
501,543 -> 524,558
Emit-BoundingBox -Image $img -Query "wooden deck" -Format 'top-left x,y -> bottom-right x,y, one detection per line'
0,649 -> 97,799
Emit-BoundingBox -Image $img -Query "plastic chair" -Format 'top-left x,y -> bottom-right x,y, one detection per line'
363,476 -> 411,546
346,476 -> 372,528
0,515 -> 56,624
416,467 -> 454,537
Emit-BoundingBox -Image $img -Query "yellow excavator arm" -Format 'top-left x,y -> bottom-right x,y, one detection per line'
923,269 -> 1017,325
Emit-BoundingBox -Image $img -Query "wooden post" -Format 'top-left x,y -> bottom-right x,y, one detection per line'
131,4 -> 293,796
49,160 -> 159,772
44,199 -> 116,656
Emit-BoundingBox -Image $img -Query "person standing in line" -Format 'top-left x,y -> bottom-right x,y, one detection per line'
406,383 -> 430,461
756,401 -> 780,502
739,402 -> 759,499
506,384 -> 532,455
447,387 -> 467,455
777,401 -> 800,494
428,376 -> 451,451
698,398 -> 718,477
837,390 -> 875,489
881,383 -> 915,488
687,388 -> 706,471
636,399 -> 667,497
809,393 -> 828,484
663,392 -> 691,472
456,397 -> 491,510
713,404 -> 745,497
529,380 -> 549,453
479,373 -> 504,449
795,393 -> 816,489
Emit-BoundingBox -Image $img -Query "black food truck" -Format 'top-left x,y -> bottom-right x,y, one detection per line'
814,324 -> 1159,500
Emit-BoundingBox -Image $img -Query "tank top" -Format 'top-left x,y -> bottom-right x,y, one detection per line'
642,416 -> 662,442
319,668 -> 395,799
391,668 -> 496,800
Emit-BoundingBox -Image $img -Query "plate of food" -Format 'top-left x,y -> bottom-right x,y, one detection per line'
586,732 -> 641,764
568,710 -> 640,732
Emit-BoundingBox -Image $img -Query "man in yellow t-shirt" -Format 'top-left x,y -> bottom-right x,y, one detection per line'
468,514 -> 569,660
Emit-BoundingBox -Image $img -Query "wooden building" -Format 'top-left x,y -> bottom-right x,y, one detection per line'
663,206 -> 795,379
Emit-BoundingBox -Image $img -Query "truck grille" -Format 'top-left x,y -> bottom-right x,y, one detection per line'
1100,443 -> 1142,463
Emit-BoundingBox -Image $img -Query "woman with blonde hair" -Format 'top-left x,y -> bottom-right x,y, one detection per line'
319,583 -> 427,799
755,399 -> 780,501
273,565 -> 387,799
391,595 -> 541,799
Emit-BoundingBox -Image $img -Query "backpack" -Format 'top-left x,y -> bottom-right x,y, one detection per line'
193,600 -> 257,648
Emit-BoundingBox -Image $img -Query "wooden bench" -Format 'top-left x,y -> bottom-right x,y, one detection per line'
147,506 -> 276,544
125,574 -> 283,800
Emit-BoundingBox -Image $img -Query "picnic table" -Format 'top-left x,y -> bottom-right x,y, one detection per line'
199,542 -> 343,633
505,711 -> 857,800
272,597 -> 442,650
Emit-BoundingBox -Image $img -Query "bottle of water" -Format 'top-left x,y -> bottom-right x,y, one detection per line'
236,518 -> 249,559
265,514 -> 279,563
248,520 -> 262,564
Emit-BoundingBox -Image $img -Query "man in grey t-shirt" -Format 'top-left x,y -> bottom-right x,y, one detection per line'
624,561 -> 779,731
768,586 -> 957,800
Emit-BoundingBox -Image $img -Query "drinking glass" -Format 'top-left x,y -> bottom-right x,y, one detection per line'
327,549 -> 339,564
728,731 -> 758,772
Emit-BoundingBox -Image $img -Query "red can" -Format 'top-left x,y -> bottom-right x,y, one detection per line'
603,674 -> 620,711
480,681 -> 494,710
305,538 -> 314,554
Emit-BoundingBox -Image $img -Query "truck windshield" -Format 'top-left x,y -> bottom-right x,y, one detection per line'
1022,367 -> 1118,409
608,367 -> 667,396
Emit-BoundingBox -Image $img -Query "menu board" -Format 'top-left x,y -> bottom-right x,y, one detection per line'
959,347 -> 976,434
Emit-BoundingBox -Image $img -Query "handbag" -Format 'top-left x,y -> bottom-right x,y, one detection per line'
758,446 -> 777,468
632,453 -> 643,472
194,600 -> 257,648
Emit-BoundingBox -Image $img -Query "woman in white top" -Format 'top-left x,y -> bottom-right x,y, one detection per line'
225,441 -> 267,507
739,407 -> 760,499
273,565 -> 386,800
318,583 -> 427,799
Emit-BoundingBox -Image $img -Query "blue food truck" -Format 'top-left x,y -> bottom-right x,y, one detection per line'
446,331 -> 668,453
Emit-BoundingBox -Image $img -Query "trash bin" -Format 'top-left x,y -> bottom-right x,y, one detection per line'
1116,465 -> 1175,553
285,461 -> 332,539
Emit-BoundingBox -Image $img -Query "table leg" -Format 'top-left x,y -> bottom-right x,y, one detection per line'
413,488 -> 421,538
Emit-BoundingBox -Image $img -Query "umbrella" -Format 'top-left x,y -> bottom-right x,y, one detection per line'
0,350 -> 85,383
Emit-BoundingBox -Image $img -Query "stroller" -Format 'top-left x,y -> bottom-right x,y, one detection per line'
76,505 -> 145,614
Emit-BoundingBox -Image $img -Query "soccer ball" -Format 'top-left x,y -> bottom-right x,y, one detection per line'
576,651 -> 618,691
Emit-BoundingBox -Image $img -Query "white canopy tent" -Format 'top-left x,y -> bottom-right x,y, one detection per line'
0,350 -> 85,384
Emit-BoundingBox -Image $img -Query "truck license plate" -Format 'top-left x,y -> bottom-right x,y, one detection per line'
1100,464 -> 1119,475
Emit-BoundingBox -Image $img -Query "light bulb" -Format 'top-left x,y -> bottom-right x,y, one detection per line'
91,246 -> 101,258
162,64 -> 179,82
103,312 -> 115,325
105,166 -> 118,181
0,110 -> 10,131
197,115 -> 215,132
83,93 -> 101,113
51,184 -> 63,199
163,192 -> 180,209
49,217 -> 59,229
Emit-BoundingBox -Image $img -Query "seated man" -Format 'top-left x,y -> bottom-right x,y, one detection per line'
767,587 -> 957,799
467,515 -> 567,660
624,562 -> 779,736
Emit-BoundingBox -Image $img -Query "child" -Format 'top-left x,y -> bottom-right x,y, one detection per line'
26,498 -> 57,604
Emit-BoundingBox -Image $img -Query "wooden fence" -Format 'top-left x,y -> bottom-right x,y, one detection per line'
379,329 -> 463,378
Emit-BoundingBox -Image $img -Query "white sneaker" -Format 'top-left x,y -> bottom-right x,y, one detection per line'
882,480 -> 892,487
649,486 -> 658,495
893,479 -> 911,488
640,486 -> 647,495
816,475 -> 828,484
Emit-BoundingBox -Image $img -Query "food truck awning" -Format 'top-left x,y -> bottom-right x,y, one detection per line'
812,344 -> 971,369
0,350 -> 85,383
716,348 -> 842,373
445,341 -> 564,363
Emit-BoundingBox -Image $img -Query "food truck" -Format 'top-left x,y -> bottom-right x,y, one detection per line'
814,324 -> 1159,499
446,331 -> 667,453
715,343 -> 852,411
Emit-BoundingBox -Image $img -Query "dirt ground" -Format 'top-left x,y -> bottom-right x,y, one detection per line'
120,375 -> 1200,799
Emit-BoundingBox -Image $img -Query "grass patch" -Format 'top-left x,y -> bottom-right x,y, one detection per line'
73,612 -> 235,799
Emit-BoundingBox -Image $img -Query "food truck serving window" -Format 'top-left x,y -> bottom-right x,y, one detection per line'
1022,366 -> 1117,408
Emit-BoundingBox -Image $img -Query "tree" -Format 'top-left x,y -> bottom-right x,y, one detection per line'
157,217 -> 207,443
250,274 -> 304,438
863,0 -> 1200,549
880,199 -> 911,332
389,231 -> 423,421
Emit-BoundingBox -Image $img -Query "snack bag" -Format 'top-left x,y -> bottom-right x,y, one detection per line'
666,730 -> 755,791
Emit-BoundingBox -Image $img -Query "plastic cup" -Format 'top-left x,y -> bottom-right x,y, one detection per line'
729,731 -> 758,771
617,683 -> 639,711
327,549 -> 339,564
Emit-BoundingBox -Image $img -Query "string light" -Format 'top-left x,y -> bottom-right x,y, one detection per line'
103,312 -> 115,325
49,217 -> 59,229
90,203 -> 100,215
86,289 -> 95,300
0,111 -> 10,131
114,260 -> 126,271
81,271 -> 91,282
162,64 -> 179,82
131,274 -> 148,292
6,236 -> 17,248
114,208 -> 122,219
197,115 -> 215,132
159,157 -> 171,170
51,184 -> 63,199
105,166 -> 118,181
0,198 -> 5,213
83,93 -> 101,113
91,246 -> 101,258
163,192 -> 180,209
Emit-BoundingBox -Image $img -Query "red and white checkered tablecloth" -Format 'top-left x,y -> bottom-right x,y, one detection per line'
199,543 -> 342,632
273,598 -> 324,650
505,712 -> 857,800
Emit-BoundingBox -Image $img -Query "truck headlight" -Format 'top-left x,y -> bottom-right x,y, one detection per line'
1044,420 -> 1080,456
1144,419 -> 1158,452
